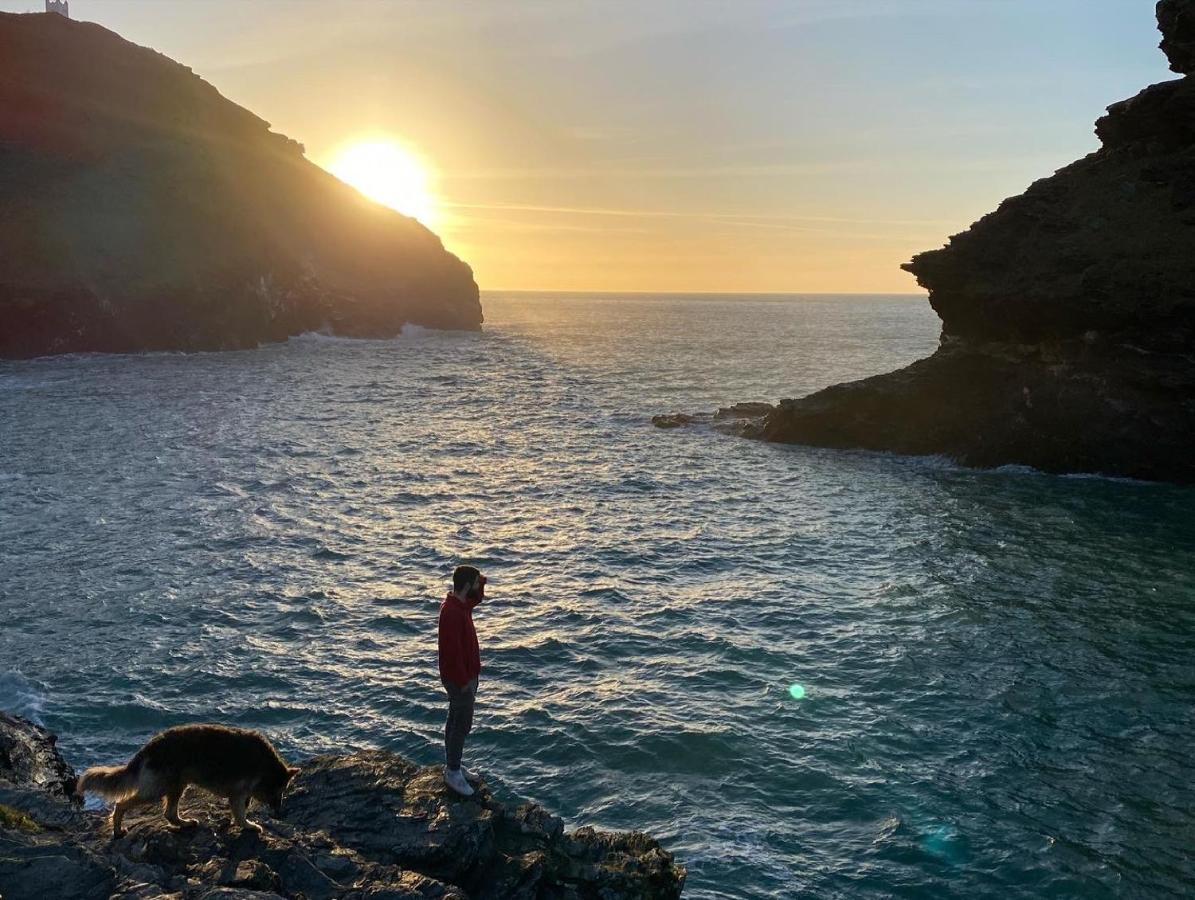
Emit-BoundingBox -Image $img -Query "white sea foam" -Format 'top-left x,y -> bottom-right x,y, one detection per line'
288,330 -> 362,344
288,324 -> 468,345
0,671 -> 48,725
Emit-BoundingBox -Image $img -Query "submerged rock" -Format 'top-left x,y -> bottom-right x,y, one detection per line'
650,413 -> 699,430
752,2 -> 1195,483
652,403 -> 774,434
0,12 -> 480,359
0,714 -> 683,900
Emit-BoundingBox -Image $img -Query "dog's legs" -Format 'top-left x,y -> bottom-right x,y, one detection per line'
111,768 -> 169,838
111,800 -> 131,838
163,789 -> 199,829
111,792 -> 157,838
229,793 -> 262,834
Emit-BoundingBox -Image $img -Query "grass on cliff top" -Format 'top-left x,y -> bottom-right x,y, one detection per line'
0,803 -> 41,832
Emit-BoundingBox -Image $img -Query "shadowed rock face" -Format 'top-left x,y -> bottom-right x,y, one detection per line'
1159,0 -> 1195,74
0,714 -> 685,900
0,12 -> 481,359
743,1 -> 1195,482
0,712 -> 76,799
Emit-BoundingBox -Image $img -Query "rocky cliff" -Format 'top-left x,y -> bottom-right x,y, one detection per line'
718,1 -> 1195,482
0,12 -> 481,359
0,712 -> 684,900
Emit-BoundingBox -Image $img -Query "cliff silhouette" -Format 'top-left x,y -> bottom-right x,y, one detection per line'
0,12 -> 481,358
742,0 -> 1195,483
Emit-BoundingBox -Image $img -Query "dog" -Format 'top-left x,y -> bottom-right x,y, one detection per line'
78,723 -> 300,838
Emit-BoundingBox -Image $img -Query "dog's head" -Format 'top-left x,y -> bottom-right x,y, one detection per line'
257,764 -> 301,817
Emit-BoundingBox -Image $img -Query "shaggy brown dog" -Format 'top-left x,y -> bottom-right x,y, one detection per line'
79,723 -> 299,837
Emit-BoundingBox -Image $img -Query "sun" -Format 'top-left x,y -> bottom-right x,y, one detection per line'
326,139 -> 438,228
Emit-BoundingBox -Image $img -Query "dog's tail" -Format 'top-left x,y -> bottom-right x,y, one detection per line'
78,763 -> 139,802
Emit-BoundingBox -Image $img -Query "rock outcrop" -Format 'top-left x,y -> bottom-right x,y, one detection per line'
712,1 -> 1195,482
0,711 -> 76,800
0,12 -> 481,359
1159,0 -> 1195,74
0,714 -> 684,900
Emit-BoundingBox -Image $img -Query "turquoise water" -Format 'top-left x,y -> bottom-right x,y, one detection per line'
1,292 -> 1193,899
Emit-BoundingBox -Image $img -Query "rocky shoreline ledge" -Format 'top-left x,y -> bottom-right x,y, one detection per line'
659,0 -> 1195,484
0,713 -> 684,900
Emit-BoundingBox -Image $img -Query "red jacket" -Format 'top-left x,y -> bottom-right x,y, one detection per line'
438,590 -> 481,687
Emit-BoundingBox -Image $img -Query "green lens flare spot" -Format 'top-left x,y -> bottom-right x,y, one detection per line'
788,683 -> 806,700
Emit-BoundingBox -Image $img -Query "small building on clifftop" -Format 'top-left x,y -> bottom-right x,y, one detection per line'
45,0 -> 68,17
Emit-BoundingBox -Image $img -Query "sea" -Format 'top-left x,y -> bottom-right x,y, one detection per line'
1,292 -> 1192,899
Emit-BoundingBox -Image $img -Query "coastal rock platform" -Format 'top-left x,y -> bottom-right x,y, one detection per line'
0,713 -> 684,900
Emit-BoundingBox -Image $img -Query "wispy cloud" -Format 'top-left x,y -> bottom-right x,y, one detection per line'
438,154 -> 1066,182
442,201 -> 955,230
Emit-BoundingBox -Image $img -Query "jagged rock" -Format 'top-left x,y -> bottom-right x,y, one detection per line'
0,715 -> 684,900
0,781 -> 90,831
746,3 -> 1195,483
0,711 -> 77,799
506,804 -> 564,842
283,751 -> 496,882
555,827 -> 684,900
1159,0 -> 1195,74
109,886 -> 184,900
0,12 -> 481,358
650,413 -> 698,429
652,405 -> 774,438
713,402 -> 774,420
0,836 -> 117,900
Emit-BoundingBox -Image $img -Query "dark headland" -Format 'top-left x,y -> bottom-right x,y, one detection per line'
0,12 -> 480,359
0,712 -> 685,900
662,0 -> 1195,484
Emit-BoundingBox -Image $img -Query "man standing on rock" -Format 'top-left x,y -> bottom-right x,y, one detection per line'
438,565 -> 485,796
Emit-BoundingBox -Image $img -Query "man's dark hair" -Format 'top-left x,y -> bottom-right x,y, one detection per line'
453,565 -> 481,594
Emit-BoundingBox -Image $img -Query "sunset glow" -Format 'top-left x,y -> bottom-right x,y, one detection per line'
10,1 -> 1170,292
326,139 -> 438,229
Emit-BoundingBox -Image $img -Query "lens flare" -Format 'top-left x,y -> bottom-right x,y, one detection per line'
788,683 -> 806,700
920,823 -> 964,862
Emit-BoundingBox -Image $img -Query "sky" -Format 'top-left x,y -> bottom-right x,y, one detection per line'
3,0 -> 1174,292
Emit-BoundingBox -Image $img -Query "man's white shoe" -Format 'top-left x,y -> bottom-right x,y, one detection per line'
444,767 -> 474,797
460,765 -> 482,785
